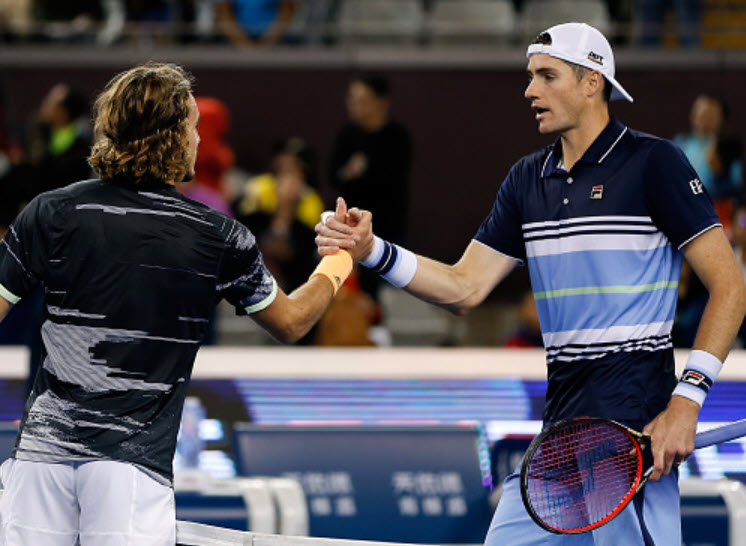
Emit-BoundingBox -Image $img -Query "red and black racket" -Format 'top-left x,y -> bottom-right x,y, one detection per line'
520,416 -> 746,534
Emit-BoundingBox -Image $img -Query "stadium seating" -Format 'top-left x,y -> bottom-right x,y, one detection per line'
427,0 -> 517,44
520,0 -> 611,41
335,0 -> 426,44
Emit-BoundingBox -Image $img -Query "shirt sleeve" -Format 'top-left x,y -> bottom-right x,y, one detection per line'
0,196 -> 46,304
644,139 -> 721,249
473,164 -> 526,263
217,219 -> 278,315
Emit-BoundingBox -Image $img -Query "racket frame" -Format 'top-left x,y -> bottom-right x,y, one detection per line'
520,417 -> 648,534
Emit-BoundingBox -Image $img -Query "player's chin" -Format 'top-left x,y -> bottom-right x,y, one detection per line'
536,120 -> 554,134
182,170 -> 196,183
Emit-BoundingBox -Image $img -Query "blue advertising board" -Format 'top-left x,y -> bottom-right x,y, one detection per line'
233,424 -> 493,543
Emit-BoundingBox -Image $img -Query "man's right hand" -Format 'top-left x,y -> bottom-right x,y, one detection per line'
315,197 -> 375,264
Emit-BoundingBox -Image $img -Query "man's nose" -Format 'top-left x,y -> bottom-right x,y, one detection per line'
525,80 -> 536,100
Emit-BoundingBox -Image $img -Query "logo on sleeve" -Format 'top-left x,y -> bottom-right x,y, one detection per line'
590,185 -> 604,199
689,178 -> 703,195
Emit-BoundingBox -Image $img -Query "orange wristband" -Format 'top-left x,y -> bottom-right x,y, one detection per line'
310,251 -> 353,295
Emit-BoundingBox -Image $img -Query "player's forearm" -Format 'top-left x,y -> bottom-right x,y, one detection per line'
252,252 -> 351,343
280,277 -> 335,342
256,277 -> 334,343
404,256 -> 484,315
691,275 -> 746,361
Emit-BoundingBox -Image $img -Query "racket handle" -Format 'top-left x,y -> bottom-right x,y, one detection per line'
694,418 -> 746,449
636,466 -> 654,493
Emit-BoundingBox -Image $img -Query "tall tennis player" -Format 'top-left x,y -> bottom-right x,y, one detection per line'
0,63 -> 352,546
316,23 -> 746,545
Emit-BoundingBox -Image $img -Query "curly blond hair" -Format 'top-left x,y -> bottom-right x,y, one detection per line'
88,63 -> 194,185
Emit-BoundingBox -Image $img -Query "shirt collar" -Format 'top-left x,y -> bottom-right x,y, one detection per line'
541,116 -> 628,178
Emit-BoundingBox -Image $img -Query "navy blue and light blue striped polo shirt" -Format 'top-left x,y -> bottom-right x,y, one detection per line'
475,117 -> 720,428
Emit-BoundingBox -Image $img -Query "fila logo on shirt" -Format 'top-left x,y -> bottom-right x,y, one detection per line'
689,178 -> 704,195
590,185 -> 604,199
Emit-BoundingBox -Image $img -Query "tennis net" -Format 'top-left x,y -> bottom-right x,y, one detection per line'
176,521 -> 418,546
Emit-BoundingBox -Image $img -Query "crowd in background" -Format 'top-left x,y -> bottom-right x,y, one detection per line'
0,0 -> 744,350
0,0 -> 736,49
0,72 -> 413,351
0,68 -> 744,351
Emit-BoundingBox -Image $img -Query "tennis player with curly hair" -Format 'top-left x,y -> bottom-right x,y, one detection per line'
0,63 -> 351,545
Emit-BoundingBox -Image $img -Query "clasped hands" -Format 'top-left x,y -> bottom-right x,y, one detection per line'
315,197 -> 374,263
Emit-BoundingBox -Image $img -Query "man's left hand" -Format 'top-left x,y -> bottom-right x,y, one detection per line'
642,395 -> 700,480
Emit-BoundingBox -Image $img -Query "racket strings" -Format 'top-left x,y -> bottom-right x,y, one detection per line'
525,421 -> 641,532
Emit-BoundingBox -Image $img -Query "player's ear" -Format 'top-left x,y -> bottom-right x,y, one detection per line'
586,70 -> 603,100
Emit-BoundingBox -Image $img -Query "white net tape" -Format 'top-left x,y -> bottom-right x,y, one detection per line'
176,521 -> 418,546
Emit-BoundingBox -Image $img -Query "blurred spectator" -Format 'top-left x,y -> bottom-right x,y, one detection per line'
605,0 -> 634,45
636,0 -> 702,47
708,133 -> 743,237
232,137 -> 324,294
97,0 -> 217,45
26,83 -> 92,196
215,0 -> 296,47
674,94 -> 742,235
180,96 -> 235,216
328,74 -> 413,306
293,0 -> 337,44
0,84 -> 22,233
708,133 -> 743,200
124,0 -> 177,22
674,94 -> 725,191
33,0 -> 102,42
505,291 -> 543,348
0,0 -> 32,42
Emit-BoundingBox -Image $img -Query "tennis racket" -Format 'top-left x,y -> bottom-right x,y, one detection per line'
520,416 -> 746,534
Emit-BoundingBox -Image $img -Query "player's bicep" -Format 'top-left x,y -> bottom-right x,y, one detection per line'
682,226 -> 741,294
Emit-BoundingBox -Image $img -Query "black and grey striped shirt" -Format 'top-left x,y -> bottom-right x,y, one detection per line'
0,178 -> 277,484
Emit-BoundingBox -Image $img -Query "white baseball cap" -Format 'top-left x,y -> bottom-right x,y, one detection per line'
526,22 -> 633,103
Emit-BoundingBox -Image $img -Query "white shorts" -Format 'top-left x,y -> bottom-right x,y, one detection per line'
0,458 -> 175,546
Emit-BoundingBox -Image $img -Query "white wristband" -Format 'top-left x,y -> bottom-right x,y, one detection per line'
671,350 -> 723,407
361,236 -> 384,268
361,235 -> 418,288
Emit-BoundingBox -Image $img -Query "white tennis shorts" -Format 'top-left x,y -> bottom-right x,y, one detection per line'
0,458 -> 175,546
